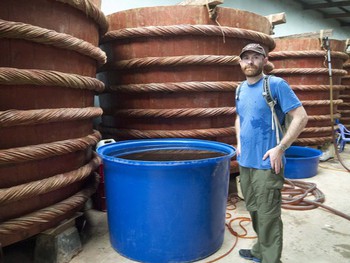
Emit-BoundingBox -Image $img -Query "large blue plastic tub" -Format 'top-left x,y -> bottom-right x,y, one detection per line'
97,139 -> 235,263
285,146 -> 322,179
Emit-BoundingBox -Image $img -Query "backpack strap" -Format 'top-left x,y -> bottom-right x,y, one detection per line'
235,81 -> 244,101
262,75 -> 284,144
262,75 -> 275,106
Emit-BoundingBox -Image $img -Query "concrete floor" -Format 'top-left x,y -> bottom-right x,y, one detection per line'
2,147 -> 350,263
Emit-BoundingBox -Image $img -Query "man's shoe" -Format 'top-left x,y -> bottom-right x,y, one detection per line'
239,249 -> 261,262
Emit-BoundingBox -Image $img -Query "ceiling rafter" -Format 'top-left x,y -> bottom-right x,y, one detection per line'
325,12 -> 350,18
292,0 -> 350,27
303,1 -> 350,9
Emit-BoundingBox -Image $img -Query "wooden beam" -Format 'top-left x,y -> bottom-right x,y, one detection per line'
340,21 -> 350,27
303,1 -> 350,10
177,0 -> 223,6
265,12 -> 286,26
275,29 -> 333,39
325,12 -> 350,19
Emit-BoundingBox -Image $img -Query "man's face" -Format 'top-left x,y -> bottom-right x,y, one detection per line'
239,51 -> 266,77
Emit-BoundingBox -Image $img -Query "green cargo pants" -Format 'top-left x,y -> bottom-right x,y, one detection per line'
239,166 -> 285,263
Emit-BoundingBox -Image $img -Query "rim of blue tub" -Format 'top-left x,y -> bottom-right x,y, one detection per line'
285,146 -> 322,160
96,138 -> 236,166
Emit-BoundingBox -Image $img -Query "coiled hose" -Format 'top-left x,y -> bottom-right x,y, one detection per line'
206,178 -> 350,262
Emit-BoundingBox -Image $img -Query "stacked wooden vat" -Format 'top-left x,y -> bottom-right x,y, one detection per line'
0,0 -> 107,246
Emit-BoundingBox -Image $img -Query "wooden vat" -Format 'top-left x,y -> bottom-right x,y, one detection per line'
269,38 -> 348,146
0,0 -> 107,246
340,56 -> 350,126
98,6 -> 275,172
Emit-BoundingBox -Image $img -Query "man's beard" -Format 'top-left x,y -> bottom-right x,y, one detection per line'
243,65 -> 263,77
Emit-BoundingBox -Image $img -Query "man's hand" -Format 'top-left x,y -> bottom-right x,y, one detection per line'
263,146 -> 284,174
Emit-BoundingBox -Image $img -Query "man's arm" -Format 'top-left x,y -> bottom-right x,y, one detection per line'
278,105 -> 308,149
263,105 -> 308,173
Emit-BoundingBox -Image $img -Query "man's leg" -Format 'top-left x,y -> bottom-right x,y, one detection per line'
252,169 -> 284,263
250,211 -> 261,259
239,167 -> 261,260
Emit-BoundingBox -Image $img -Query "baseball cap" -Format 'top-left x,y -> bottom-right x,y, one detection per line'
239,43 -> 266,58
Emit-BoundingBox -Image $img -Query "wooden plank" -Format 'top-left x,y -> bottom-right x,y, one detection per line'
275,29 -> 333,39
265,12 -> 286,26
303,1 -> 350,10
177,0 -> 224,6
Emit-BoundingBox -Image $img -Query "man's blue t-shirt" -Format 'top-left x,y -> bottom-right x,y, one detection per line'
236,76 -> 302,169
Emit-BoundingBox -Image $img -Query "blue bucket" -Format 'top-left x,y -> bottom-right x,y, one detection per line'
97,138 -> 235,263
284,146 -> 322,179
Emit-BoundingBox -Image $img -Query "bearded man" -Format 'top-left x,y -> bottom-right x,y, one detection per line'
235,43 -> 308,263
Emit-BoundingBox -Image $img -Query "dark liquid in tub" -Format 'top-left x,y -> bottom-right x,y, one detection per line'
118,149 -> 226,161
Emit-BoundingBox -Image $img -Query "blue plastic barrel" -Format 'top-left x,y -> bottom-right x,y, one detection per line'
285,146 -> 322,179
97,138 -> 235,263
